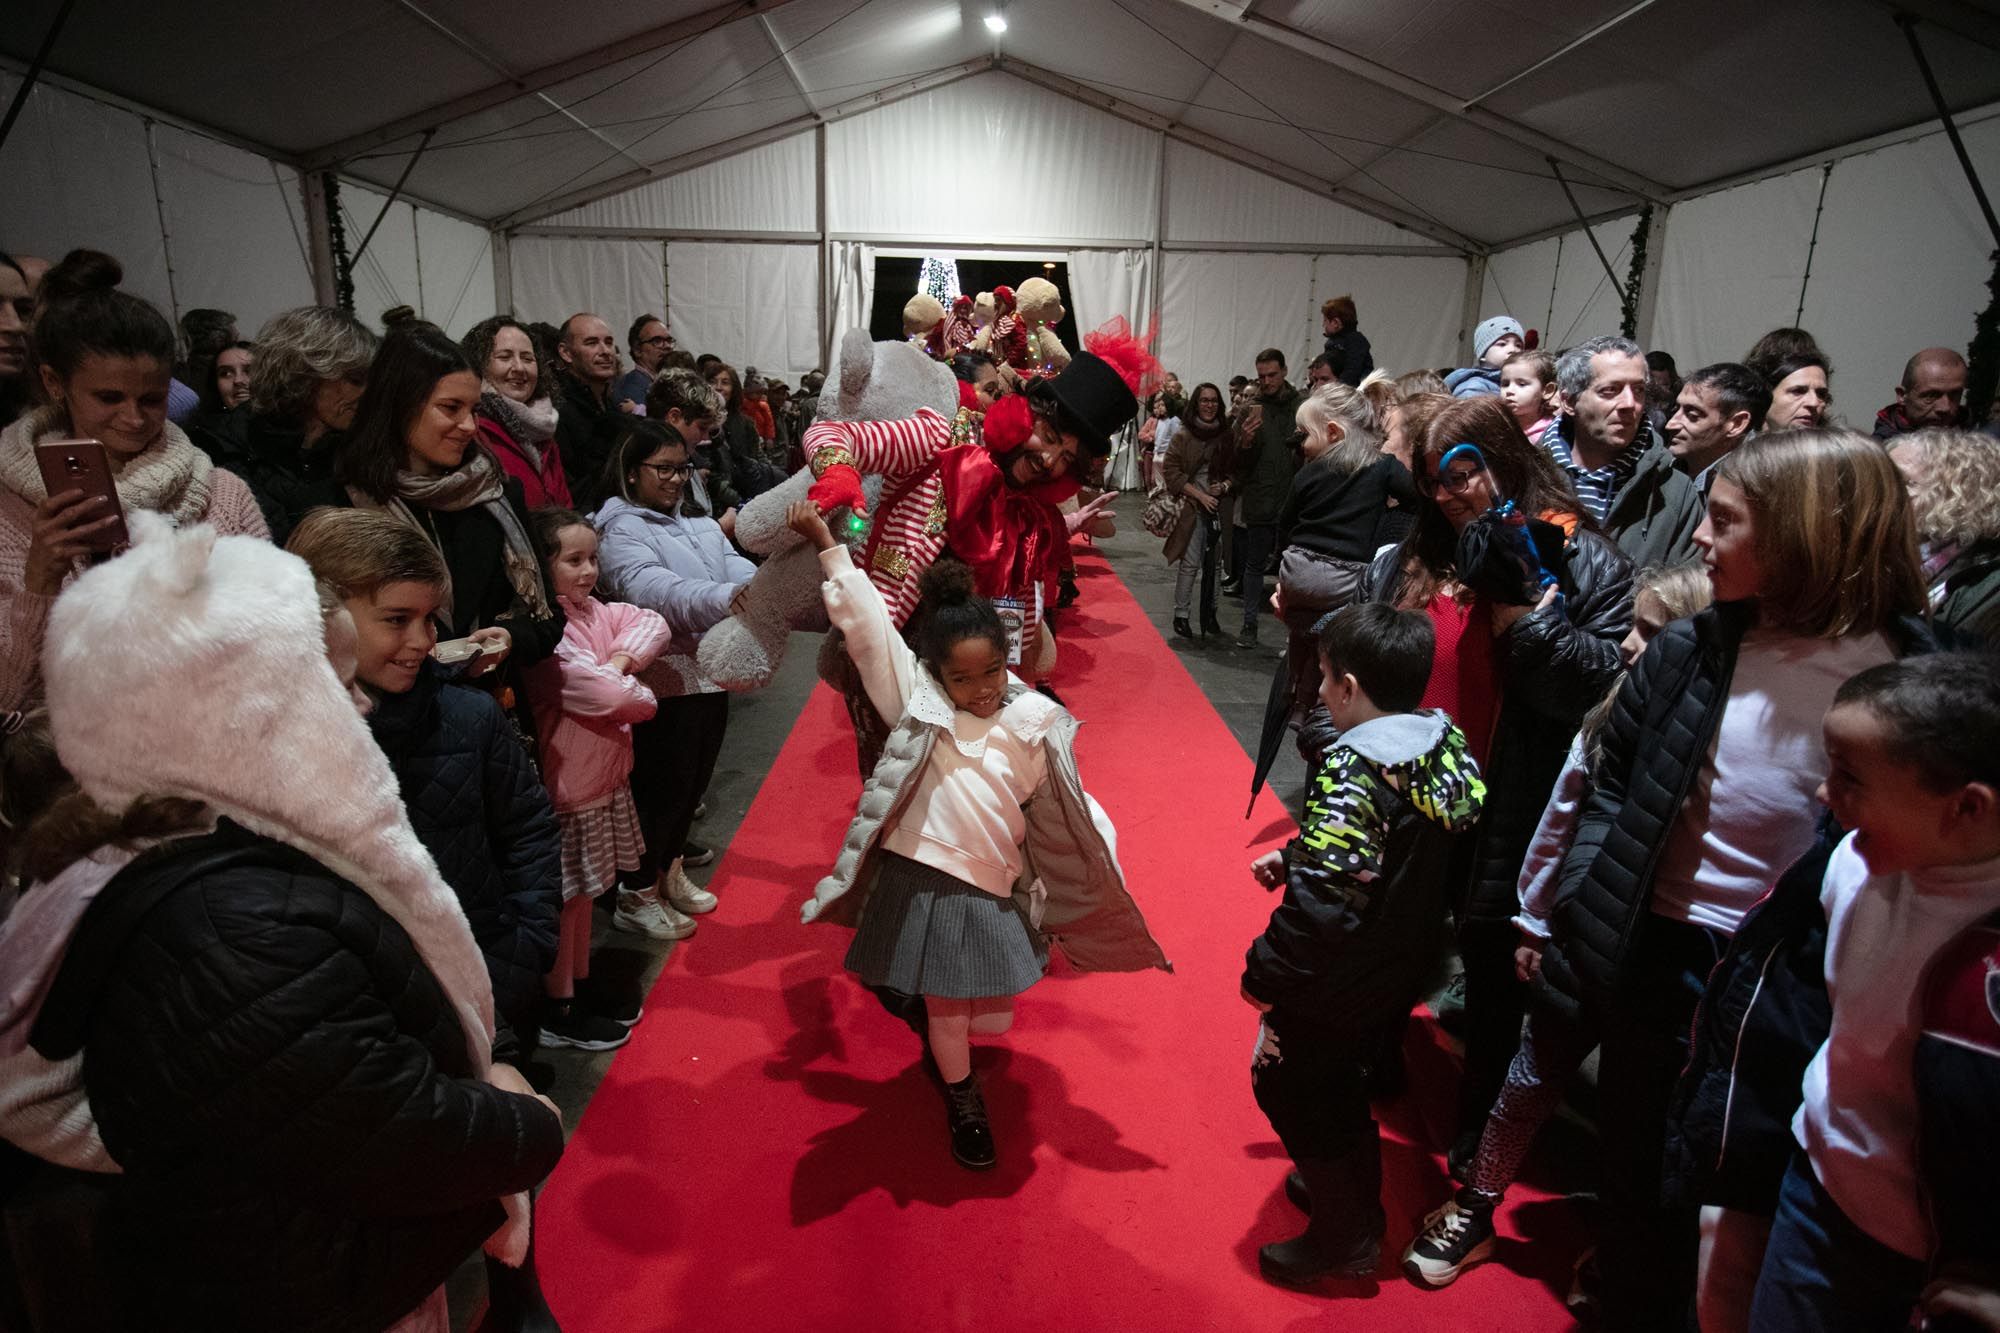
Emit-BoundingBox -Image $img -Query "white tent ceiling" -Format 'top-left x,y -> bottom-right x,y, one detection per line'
8,0 -> 1999,250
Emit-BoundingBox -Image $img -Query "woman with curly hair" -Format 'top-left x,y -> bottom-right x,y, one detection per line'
1888,427 -> 2000,644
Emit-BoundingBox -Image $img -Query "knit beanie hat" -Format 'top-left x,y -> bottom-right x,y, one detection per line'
1475,316 -> 1525,361
42,513 -> 497,1071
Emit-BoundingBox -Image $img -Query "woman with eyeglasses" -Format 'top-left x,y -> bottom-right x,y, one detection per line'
594,416 -> 755,936
1364,394 -> 1632,1177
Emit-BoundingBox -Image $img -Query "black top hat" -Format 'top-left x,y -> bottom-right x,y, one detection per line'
1037,351 -> 1139,457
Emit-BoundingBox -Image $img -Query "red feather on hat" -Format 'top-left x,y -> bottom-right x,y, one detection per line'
1083,316 -> 1164,397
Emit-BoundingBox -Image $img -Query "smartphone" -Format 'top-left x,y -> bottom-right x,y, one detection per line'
34,439 -> 129,555
432,637 -> 491,665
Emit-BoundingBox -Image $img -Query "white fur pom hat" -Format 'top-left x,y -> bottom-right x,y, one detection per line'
41,512 -> 498,1071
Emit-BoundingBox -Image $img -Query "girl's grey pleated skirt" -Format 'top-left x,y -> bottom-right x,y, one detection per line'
845,851 -> 1049,998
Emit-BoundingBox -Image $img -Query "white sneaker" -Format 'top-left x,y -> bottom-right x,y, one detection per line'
664,864 -> 718,915
613,888 -> 696,940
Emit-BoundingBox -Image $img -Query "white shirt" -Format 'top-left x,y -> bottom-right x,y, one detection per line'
1795,836 -> 2000,1258
1650,629 -> 1892,933
818,545 -> 1055,896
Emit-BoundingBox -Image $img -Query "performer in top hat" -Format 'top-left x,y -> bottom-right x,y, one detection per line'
799,318 -> 1158,773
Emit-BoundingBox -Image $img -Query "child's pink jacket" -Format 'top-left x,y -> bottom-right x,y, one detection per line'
526,594 -> 673,813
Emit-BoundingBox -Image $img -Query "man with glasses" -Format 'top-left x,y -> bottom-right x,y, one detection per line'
615,314 -> 675,412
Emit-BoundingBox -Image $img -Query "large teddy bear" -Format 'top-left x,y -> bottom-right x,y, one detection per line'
695,330 -> 956,691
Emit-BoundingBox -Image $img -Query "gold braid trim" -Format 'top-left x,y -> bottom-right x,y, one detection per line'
810,445 -> 856,477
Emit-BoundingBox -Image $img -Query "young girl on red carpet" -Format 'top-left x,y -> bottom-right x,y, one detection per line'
524,507 -> 673,1050
788,500 -> 1169,1171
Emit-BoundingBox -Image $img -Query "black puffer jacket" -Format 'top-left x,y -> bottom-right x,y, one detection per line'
1662,827 -> 1838,1214
32,822 -> 563,1333
1364,526 -> 1633,924
368,663 -> 562,1035
1539,605 -> 1936,1014
193,410 -> 342,546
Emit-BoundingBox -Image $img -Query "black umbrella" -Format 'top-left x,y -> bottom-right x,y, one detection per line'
1246,636 -> 1307,818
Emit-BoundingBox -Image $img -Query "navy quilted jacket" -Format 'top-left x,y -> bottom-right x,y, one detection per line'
33,823 -> 563,1332
1540,605 -> 1934,1015
368,663 -> 562,1034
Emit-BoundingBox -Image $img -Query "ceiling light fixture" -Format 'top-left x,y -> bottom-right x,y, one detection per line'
984,10 -> 1008,33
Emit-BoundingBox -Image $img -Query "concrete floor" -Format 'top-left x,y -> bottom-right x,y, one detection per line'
451,492 -> 1592,1324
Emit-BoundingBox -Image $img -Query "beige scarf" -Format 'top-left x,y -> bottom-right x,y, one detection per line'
0,406 -> 214,525
349,448 -> 553,630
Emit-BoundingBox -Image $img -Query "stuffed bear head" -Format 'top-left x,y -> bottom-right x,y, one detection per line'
1015,277 -> 1065,331
903,293 -> 945,341
695,331 -> 957,692
972,292 -> 996,328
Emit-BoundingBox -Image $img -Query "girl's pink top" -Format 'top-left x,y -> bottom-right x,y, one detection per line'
524,594 -> 672,812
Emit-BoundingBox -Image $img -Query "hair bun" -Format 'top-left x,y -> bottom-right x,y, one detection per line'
381,305 -> 419,330
917,556 -> 977,608
44,249 -> 124,303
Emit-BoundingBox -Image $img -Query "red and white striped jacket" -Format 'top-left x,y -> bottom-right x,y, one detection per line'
801,409 -> 1044,648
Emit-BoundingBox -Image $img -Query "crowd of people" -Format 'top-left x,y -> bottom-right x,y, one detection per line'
1144,291 -> 2000,1329
0,243 -> 1996,1333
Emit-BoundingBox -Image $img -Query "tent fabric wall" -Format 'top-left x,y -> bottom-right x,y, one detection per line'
1800,115 -> 2000,410
1068,249 -> 1150,337
1162,141 -> 1420,250
1157,252 -> 1314,390
1646,115 -> 2000,409
665,241 -> 820,383
1310,255 -> 1469,374
339,183 -> 496,335
508,235 -> 664,335
826,73 -> 1159,242
1650,167 -> 1823,378
826,240 -> 875,365
539,133 -> 818,234
1480,214 -> 1641,355
0,72 -> 199,326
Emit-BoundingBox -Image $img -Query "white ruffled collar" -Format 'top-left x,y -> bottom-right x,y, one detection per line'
909,669 -> 1062,757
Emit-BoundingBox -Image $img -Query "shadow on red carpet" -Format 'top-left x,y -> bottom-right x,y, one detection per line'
534,548 -> 1583,1331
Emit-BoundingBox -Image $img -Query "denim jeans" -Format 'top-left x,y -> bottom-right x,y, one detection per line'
1747,1152 -> 1924,1332
1237,523 -> 1276,632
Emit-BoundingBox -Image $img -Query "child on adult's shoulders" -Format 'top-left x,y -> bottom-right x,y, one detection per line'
1445,317 -> 1526,399
1241,601 -> 1487,1292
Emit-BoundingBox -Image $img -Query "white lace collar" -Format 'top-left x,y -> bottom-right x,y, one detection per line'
909,669 -> 1063,757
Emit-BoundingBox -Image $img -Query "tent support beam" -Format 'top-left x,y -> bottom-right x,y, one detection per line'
302,0 -> 801,171
491,228 -> 512,315
0,0 -> 75,155
1462,0 -> 1665,107
759,13 -> 820,117
816,123 -> 831,370
1879,0 -> 2000,52
1457,254 -> 1487,362
498,59 -> 992,229
1896,12 -> 2000,248
351,129 -> 436,265
1548,158 -> 1626,295
303,172 -> 340,306
1154,0 -> 1666,201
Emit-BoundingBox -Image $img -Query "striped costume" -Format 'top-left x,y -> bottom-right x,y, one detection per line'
801,408 -> 1050,653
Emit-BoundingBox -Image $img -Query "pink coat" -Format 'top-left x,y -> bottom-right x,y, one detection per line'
525,595 -> 672,812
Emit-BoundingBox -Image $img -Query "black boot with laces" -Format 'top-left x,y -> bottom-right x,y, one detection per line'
943,1074 -> 996,1170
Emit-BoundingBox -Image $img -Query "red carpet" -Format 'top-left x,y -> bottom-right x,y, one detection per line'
536,548 -> 1582,1330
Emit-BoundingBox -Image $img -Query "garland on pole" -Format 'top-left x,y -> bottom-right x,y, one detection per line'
1969,249 -> 2000,427
322,171 -> 356,314
1620,204 -> 1654,341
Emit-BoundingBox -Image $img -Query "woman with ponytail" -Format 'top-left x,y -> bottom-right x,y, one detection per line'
1,249 -> 268,714
789,501 -> 1169,1173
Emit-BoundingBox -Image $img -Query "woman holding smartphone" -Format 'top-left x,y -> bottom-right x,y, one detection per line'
0,249 -> 268,714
